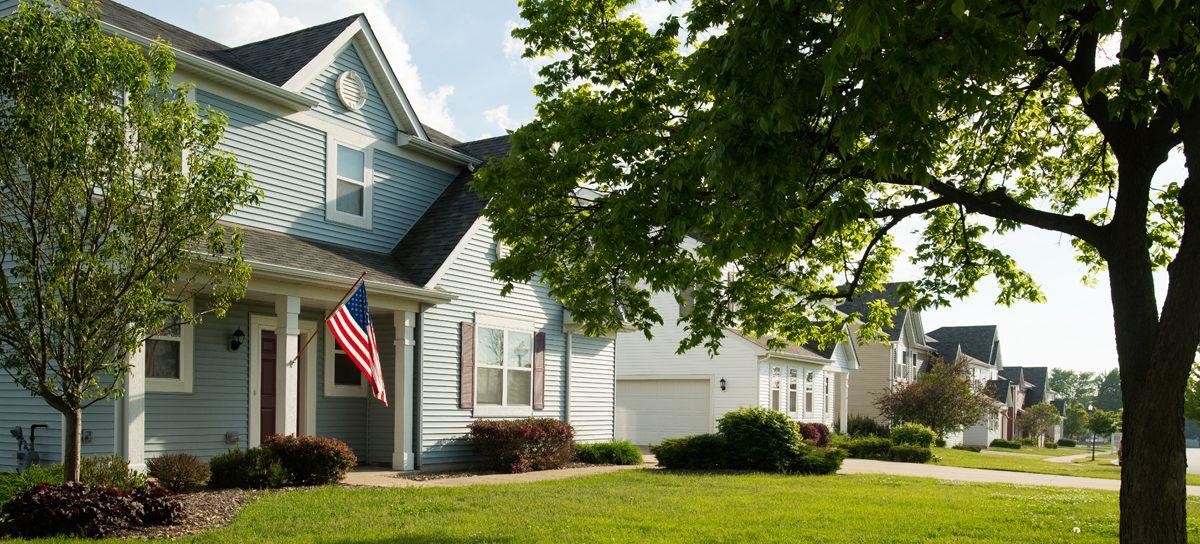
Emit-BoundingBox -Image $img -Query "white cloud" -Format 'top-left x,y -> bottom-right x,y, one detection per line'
193,0 -> 459,137
483,104 -> 517,134
621,0 -> 689,30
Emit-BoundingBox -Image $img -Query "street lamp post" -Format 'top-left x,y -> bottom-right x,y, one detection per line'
1088,404 -> 1096,461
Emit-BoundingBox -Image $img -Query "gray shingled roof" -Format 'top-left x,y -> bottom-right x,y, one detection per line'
390,136 -> 512,285
836,282 -> 909,341
927,325 -> 1000,366
731,330 -> 831,362
989,378 -> 1010,403
96,0 -> 357,87
238,225 -> 423,290
1003,366 -> 1052,407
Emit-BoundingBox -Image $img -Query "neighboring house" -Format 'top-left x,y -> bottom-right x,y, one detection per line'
0,0 -> 617,472
926,325 -> 1005,446
614,289 -> 859,445
835,282 -> 934,422
1000,366 -> 1062,442
992,367 -> 1035,440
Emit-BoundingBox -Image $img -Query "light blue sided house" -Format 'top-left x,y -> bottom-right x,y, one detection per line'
0,0 -> 617,472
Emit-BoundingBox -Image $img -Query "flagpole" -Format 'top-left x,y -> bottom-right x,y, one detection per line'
287,271 -> 367,365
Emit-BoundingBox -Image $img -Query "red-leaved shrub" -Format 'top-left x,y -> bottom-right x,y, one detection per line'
797,422 -> 832,447
467,418 -> 575,473
1,482 -> 143,538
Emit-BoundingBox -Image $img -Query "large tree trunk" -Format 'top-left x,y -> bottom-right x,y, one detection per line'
62,406 -> 82,482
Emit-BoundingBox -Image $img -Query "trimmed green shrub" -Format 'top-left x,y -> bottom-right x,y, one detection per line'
263,434 -> 357,485
989,438 -> 1021,449
887,445 -> 933,463
890,423 -> 936,448
935,437 -> 947,448
147,453 -> 211,493
842,436 -> 893,459
1044,442 -> 1058,449
0,465 -> 60,507
650,434 -> 727,470
574,440 -> 642,465
79,455 -> 146,491
784,443 -> 846,475
952,444 -> 983,452
208,448 -> 287,489
1019,437 -> 1036,446
1057,438 -> 1077,448
467,418 -> 576,473
797,422 -> 832,446
847,415 -> 889,437
1,482 -> 142,538
717,407 -> 800,471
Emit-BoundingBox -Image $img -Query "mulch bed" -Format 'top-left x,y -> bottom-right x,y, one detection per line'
115,488 -> 270,540
395,462 -> 602,481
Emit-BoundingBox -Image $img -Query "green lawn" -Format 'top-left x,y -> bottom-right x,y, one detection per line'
936,447 -> 1200,485
7,470 -> 1200,543
988,445 -> 1093,457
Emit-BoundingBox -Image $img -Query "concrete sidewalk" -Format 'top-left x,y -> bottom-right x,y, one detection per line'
1044,452 -> 1093,464
840,458 -> 1200,496
343,462 -> 649,488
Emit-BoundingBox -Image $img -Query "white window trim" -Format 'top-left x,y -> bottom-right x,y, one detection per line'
786,367 -> 799,416
145,301 -> 194,394
325,139 -> 374,229
472,316 -> 536,418
323,328 -> 370,397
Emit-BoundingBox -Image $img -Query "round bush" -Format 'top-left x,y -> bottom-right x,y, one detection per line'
209,447 -> 288,489
784,443 -> 846,475
650,434 -> 727,470
1057,438 -> 1077,448
1,482 -> 142,538
717,407 -> 800,471
842,436 -> 893,459
574,441 -> 642,465
263,435 -> 357,485
797,422 -> 832,447
468,418 -> 575,473
147,453 -> 211,493
890,423 -> 936,448
989,438 -> 1021,449
887,445 -> 933,463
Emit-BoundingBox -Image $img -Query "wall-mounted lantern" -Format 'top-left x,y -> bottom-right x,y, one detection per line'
230,328 -> 246,351
719,378 -> 727,391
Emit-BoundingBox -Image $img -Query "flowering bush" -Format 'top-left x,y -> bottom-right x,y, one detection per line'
797,422 -> 832,446
263,434 -> 357,485
467,418 -> 575,473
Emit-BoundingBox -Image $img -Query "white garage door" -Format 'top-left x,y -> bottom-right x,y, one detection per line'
616,379 -> 711,445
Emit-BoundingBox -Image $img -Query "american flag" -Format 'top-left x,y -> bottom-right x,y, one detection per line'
326,281 -> 388,406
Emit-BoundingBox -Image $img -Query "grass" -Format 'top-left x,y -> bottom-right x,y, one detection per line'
988,445 -> 1092,457
935,447 -> 1200,485
6,470 -> 1200,543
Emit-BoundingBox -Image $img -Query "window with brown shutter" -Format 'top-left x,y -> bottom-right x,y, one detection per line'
532,331 -> 545,410
460,322 -> 475,409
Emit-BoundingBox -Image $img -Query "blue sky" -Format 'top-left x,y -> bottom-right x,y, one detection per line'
116,0 -> 1186,374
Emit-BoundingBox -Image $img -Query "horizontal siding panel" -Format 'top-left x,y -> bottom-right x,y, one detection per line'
569,334 -> 616,442
302,44 -> 397,142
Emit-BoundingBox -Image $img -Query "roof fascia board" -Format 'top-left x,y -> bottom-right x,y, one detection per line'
423,215 -> 489,289
102,23 -> 317,111
397,133 -> 481,167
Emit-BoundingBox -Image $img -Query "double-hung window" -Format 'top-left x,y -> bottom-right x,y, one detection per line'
476,326 -> 534,408
804,372 -> 816,413
144,303 -> 194,394
787,368 -> 799,415
326,142 -> 373,228
324,329 -> 368,397
893,348 -> 902,380
769,366 -> 782,411
823,375 -> 831,414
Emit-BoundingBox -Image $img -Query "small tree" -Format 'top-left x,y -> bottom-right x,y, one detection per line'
1064,403 -> 1089,440
1092,369 -> 1123,412
1049,369 -> 1097,410
1086,409 -> 1121,461
0,1 -> 258,481
1017,403 -> 1062,448
875,356 -> 997,439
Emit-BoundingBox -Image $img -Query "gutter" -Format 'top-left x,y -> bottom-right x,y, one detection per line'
397,133 -> 482,167
247,260 -> 455,304
101,24 -> 318,112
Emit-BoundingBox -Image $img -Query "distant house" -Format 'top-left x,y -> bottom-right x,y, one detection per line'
0,0 -> 618,472
926,325 -> 1006,446
1000,366 -> 1062,442
614,286 -> 859,445
836,282 -> 934,422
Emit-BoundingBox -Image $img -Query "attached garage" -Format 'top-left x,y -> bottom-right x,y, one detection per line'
615,378 -> 711,445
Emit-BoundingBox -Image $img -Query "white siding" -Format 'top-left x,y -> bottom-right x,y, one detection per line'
568,333 -> 616,442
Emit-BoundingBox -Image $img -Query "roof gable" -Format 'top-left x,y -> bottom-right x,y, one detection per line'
836,282 -> 911,341
301,42 -> 398,141
213,15 -> 359,86
927,325 -> 1000,365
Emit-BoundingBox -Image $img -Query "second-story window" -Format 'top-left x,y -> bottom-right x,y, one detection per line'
326,142 -> 373,228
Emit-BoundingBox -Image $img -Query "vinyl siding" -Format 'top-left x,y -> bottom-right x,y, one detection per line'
0,0 -> 18,13
846,340 -> 893,420
419,221 -> 608,467
302,44 -> 397,142
0,378 -> 62,471
615,290 -> 763,428
197,90 -> 455,253
315,332 -> 369,457
568,334 -> 615,442
81,398 -> 116,458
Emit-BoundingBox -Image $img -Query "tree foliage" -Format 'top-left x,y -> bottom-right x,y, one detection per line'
1064,402 -> 1090,438
1087,408 -> 1121,438
874,356 -> 997,438
1050,368 -> 1097,408
1093,368 -> 1123,411
1018,402 -> 1063,443
1186,363 -> 1200,423
479,0 -> 1200,539
0,1 -> 258,480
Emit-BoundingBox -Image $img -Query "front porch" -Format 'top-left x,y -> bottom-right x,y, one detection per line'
116,238 -> 451,472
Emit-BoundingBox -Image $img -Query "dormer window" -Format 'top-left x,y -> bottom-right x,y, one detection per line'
326,141 -> 373,228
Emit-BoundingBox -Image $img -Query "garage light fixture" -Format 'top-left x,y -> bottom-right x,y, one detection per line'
719,378 -> 727,391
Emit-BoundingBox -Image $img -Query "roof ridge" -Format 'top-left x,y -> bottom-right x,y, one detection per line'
225,13 -> 362,51
98,0 -> 228,50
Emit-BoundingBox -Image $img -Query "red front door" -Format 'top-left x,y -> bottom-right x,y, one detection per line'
260,330 -> 277,442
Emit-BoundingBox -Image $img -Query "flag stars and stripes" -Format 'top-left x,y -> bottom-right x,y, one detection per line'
326,281 -> 388,406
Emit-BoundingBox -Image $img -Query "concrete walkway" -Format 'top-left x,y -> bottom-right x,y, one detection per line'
343,463 -> 646,488
839,458 -> 1200,496
1044,452 -> 1093,464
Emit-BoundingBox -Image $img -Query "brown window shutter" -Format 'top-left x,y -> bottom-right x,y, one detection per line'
460,322 -> 475,409
532,331 -> 546,410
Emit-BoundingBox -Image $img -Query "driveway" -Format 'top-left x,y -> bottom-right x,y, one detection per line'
839,458 -> 1200,496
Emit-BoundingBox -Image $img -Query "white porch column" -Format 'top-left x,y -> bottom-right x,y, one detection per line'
122,347 -> 146,471
839,372 -> 850,433
276,295 -> 301,436
392,310 -> 416,470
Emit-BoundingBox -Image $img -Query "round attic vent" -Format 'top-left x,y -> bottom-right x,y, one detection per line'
336,71 -> 367,112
